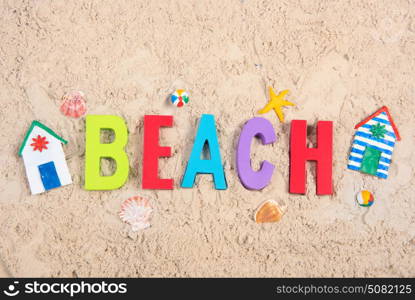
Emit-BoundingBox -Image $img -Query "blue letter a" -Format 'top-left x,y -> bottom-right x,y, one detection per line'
181,114 -> 227,190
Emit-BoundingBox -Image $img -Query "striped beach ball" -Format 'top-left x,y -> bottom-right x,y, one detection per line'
356,190 -> 374,207
171,89 -> 189,107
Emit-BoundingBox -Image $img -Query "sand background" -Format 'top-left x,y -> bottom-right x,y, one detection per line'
0,0 -> 414,277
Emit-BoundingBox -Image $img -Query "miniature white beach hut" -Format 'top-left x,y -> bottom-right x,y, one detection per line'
347,106 -> 400,179
19,121 -> 72,194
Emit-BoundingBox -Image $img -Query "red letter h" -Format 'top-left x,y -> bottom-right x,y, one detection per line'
289,120 -> 333,195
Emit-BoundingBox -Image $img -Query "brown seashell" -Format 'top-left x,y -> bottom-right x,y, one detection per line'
255,200 -> 283,223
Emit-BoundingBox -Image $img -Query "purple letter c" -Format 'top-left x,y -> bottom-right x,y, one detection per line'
236,117 -> 276,190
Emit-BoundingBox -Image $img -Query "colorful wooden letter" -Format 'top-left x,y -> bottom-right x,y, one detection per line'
289,120 -> 333,195
142,115 -> 174,189
85,115 -> 129,190
181,114 -> 227,190
236,117 -> 276,190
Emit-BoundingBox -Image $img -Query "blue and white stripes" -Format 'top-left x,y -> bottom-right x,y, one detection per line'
347,112 -> 396,179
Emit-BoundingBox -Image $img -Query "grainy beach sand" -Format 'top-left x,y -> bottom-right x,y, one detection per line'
0,0 -> 414,277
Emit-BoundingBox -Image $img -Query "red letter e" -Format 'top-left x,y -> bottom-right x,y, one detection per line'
142,115 -> 174,189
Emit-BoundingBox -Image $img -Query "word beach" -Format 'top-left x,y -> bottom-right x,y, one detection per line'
84,114 -> 333,195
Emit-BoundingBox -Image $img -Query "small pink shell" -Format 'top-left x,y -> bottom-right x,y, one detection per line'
60,91 -> 87,118
119,196 -> 153,231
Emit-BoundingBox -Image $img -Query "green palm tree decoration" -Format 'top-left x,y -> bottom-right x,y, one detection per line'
370,123 -> 387,139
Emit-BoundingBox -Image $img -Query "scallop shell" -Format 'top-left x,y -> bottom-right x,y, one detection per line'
60,90 -> 87,118
255,200 -> 283,223
119,196 -> 153,231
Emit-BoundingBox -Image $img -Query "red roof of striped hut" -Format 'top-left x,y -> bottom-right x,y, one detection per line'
354,106 -> 401,141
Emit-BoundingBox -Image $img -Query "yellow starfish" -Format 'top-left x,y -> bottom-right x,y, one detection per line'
258,87 -> 295,122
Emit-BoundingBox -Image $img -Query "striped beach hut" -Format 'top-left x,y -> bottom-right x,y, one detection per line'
347,106 -> 400,179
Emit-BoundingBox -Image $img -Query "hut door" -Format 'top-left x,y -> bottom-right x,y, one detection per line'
38,161 -> 61,190
360,147 -> 381,175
